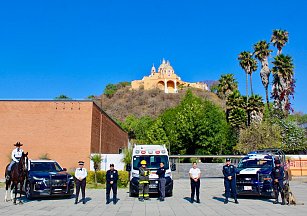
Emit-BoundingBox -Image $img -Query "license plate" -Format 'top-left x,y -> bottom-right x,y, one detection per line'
149,184 -> 157,188
244,186 -> 252,190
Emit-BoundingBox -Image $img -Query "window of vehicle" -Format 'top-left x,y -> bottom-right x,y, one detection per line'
133,155 -> 169,170
238,159 -> 273,169
30,162 -> 63,172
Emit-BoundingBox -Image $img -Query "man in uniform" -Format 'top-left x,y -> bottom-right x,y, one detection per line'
74,161 -> 87,204
6,142 -> 24,180
222,158 -> 238,204
138,160 -> 150,202
271,159 -> 285,205
189,162 -> 201,203
156,162 -> 166,201
106,163 -> 118,205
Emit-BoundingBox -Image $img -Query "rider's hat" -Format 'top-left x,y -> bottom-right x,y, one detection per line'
78,161 -> 84,165
14,142 -> 23,147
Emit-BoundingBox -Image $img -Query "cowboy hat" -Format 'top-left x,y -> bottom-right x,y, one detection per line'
14,142 -> 23,146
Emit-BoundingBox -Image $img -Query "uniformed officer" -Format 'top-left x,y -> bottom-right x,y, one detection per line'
222,158 -> 238,204
271,159 -> 285,205
138,160 -> 150,202
74,161 -> 87,204
106,163 -> 118,205
189,162 -> 201,203
156,162 -> 166,201
6,142 -> 24,180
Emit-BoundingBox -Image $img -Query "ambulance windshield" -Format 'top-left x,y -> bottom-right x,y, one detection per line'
133,155 -> 169,170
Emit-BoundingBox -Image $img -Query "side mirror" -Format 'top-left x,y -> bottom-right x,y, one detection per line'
126,164 -> 131,172
171,163 -> 176,171
63,168 -> 67,172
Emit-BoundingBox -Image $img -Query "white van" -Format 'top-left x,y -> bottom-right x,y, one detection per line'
126,144 -> 176,197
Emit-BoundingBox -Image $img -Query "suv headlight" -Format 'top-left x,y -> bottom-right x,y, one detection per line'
33,176 -> 45,181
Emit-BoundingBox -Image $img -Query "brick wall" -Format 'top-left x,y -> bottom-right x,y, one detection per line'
0,101 -> 128,178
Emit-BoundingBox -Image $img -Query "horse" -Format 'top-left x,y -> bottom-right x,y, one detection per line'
4,152 -> 28,204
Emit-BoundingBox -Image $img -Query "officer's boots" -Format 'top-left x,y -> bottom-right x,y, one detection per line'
139,197 -> 144,202
224,199 -> 228,204
234,199 -> 239,204
113,194 -> 117,205
74,198 -> 78,204
273,191 -> 279,204
106,195 -> 111,204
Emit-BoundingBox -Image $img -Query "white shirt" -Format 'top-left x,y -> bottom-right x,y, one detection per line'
12,148 -> 23,162
75,168 -> 87,180
189,167 -> 201,179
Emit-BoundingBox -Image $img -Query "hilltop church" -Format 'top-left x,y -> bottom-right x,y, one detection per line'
131,59 -> 208,93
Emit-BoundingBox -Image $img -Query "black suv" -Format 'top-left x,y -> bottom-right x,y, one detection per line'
25,160 -> 74,199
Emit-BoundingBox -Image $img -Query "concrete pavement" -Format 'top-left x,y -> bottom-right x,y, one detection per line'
0,178 -> 306,216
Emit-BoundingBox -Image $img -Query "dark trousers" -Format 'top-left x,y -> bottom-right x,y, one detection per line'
106,182 -> 117,202
273,180 -> 284,201
159,178 -> 166,198
224,178 -> 237,200
190,179 -> 200,201
75,179 -> 86,201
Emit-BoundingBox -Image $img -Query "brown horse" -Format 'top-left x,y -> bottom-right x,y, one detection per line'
5,152 -> 28,204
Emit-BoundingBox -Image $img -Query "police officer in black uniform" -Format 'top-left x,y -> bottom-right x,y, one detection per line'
106,164 -> 118,205
156,162 -> 166,201
271,159 -> 285,205
222,158 -> 238,204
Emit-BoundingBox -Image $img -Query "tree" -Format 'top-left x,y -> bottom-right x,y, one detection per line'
247,94 -> 265,125
90,154 -> 102,185
145,118 -> 170,145
234,121 -> 282,154
161,90 -> 235,155
216,74 -> 238,99
271,54 -> 295,116
87,95 -> 96,100
271,29 -> 289,55
254,40 -> 273,110
103,84 -> 118,98
54,94 -> 71,100
238,51 -> 258,97
226,90 -> 247,129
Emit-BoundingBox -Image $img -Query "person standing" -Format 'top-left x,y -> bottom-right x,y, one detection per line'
138,160 -> 150,202
271,159 -> 285,205
189,162 -> 201,203
222,158 -> 238,204
74,161 -> 87,204
6,142 -> 24,180
106,164 -> 118,205
156,162 -> 166,201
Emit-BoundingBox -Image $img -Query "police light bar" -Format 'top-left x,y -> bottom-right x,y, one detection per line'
155,150 -> 160,154
141,150 -> 146,154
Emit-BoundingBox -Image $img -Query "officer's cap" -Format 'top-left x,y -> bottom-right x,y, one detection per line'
226,158 -> 231,162
14,142 -> 23,146
110,164 -> 114,167
78,161 -> 84,165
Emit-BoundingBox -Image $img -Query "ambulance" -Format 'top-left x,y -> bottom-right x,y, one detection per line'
126,144 -> 176,197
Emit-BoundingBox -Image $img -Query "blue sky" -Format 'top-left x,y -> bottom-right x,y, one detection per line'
0,0 -> 306,113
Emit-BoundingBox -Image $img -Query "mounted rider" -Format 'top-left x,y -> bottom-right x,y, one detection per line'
6,142 -> 24,180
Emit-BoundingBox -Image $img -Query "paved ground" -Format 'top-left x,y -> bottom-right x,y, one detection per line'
0,178 -> 306,216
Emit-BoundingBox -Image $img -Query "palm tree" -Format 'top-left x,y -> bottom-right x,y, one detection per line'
226,90 -> 247,129
90,154 -> 102,185
238,51 -> 258,97
217,74 -> 238,99
271,29 -> 289,55
247,95 -> 265,124
254,40 -> 273,110
271,54 -> 295,116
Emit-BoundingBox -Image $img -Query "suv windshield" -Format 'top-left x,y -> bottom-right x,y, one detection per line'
133,155 -> 169,170
30,162 -> 63,172
238,159 -> 273,169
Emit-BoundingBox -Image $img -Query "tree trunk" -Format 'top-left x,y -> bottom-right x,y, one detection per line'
246,72 -> 249,99
250,74 -> 253,96
265,86 -> 270,111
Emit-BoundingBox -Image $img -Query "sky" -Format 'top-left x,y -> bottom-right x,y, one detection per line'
0,0 -> 306,113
